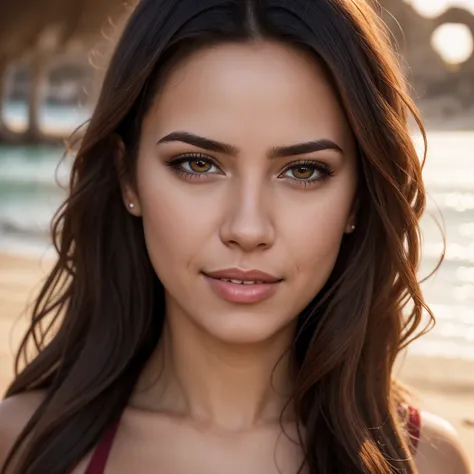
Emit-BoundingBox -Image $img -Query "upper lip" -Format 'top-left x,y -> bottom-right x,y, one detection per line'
204,268 -> 282,283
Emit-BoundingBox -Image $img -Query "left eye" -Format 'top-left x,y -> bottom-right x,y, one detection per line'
285,165 -> 317,180
282,164 -> 326,181
181,158 -> 219,174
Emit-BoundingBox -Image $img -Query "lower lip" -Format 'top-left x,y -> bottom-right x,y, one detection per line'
203,275 -> 281,303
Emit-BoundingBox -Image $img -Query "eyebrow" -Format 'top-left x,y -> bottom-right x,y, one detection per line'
156,131 -> 343,158
268,139 -> 343,158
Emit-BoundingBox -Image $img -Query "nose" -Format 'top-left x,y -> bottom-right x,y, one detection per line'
220,182 -> 276,252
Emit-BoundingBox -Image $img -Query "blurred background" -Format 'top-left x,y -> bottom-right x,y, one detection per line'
0,0 -> 473,466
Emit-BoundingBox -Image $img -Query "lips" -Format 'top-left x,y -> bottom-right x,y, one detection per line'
202,268 -> 283,303
203,268 -> 281,284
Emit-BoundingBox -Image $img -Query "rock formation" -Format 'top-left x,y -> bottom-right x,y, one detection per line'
379,0 -> 474,113
0,0 -> 132,143
0,0 -> 472,143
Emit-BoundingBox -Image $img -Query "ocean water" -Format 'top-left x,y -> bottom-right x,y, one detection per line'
0,107 -> 473,360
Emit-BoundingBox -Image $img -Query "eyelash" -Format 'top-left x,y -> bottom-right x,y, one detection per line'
164,153 -> 335,187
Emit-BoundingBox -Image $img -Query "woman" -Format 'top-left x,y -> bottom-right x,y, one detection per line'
0,0 -> 471,473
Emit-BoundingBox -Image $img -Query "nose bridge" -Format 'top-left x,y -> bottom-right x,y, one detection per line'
221,176 -> 275,250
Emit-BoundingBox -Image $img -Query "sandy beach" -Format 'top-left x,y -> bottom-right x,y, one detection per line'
0,250 -> 473,467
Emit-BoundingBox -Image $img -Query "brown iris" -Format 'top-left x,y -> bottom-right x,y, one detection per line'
291,165 -> 314,180
189,159 -> 212,173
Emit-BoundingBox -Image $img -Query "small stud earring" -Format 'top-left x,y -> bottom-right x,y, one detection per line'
128,202 -> 135,210
350,224 -> 356,232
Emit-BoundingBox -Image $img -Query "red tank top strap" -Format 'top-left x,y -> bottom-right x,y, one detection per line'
84,419 -> 121,474
406,405 -> 422,452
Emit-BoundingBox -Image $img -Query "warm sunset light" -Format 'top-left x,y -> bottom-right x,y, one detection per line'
406,0 -> 474,18
404,0 -> 474,64
432,23 -> 474,64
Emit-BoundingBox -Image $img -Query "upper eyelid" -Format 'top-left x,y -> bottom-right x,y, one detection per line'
169,154 -> 332,174
172,153 -> 222,168
283,159 -> 330,167
281,160 -> 333,173
172,154 -> 329,166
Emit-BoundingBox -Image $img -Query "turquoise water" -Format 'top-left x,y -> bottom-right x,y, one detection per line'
410,132 -> 474,359
0,145 -> 68,252
4,101 -> 90,134
0,104 -> 86,252
0,108 -> 473,359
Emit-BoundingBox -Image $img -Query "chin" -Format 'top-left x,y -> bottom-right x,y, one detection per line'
200,312 -> 295,346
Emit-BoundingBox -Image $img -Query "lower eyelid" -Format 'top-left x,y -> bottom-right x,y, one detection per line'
179,170 -> 207,179
281,165 -> 332,179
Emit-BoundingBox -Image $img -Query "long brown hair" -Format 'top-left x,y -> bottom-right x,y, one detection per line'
2,0 -> 437,472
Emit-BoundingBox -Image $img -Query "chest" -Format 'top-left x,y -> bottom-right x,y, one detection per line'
73,421 -> 307,474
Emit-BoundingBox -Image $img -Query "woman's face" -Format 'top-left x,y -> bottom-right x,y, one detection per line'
126,41 -> 358,344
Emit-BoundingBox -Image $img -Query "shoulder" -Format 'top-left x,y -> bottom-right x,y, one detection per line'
414,410 -> 471,474
0,390 -> 47,470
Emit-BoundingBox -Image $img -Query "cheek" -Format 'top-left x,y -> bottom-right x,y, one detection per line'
134,153 -> 217,278
281,181 -> 355,284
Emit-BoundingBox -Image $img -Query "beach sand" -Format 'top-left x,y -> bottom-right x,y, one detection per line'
0,251 -> 473,467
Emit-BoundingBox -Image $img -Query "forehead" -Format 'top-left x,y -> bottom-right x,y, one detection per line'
146,41 -> 355,152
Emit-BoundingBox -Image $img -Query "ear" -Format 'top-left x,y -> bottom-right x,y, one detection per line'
113,134 -> 142,217
345,195 -> 360,234
122,186 -> 142,217
345,220 -> 356,234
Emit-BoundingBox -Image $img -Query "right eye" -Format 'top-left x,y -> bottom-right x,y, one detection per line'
165,153 -> 223,178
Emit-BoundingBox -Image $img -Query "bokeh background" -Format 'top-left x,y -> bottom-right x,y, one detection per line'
0,0 -> 473,466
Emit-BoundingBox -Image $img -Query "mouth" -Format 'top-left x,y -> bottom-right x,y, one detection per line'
203,268 -> 282,284
202,268 -> 283,303
209,278 -> 267,285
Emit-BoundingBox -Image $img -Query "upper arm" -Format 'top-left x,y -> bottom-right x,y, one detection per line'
414,411 -> 472,474
0,391 -> 46,472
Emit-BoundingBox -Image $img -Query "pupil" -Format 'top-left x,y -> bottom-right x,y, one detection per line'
191,160 -> 210,172
294,166 -> 312,178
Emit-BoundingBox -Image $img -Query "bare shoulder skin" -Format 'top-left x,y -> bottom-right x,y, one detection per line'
0,390 -> 46,472
415,411 -> 472,474
1,392 -> 471,473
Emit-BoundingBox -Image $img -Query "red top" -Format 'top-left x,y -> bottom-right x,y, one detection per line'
406,404 -> 421,452
84,419 -> 121,474
83,407 -> 422,473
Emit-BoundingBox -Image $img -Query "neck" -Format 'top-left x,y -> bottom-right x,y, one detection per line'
131,308 -> 297,431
